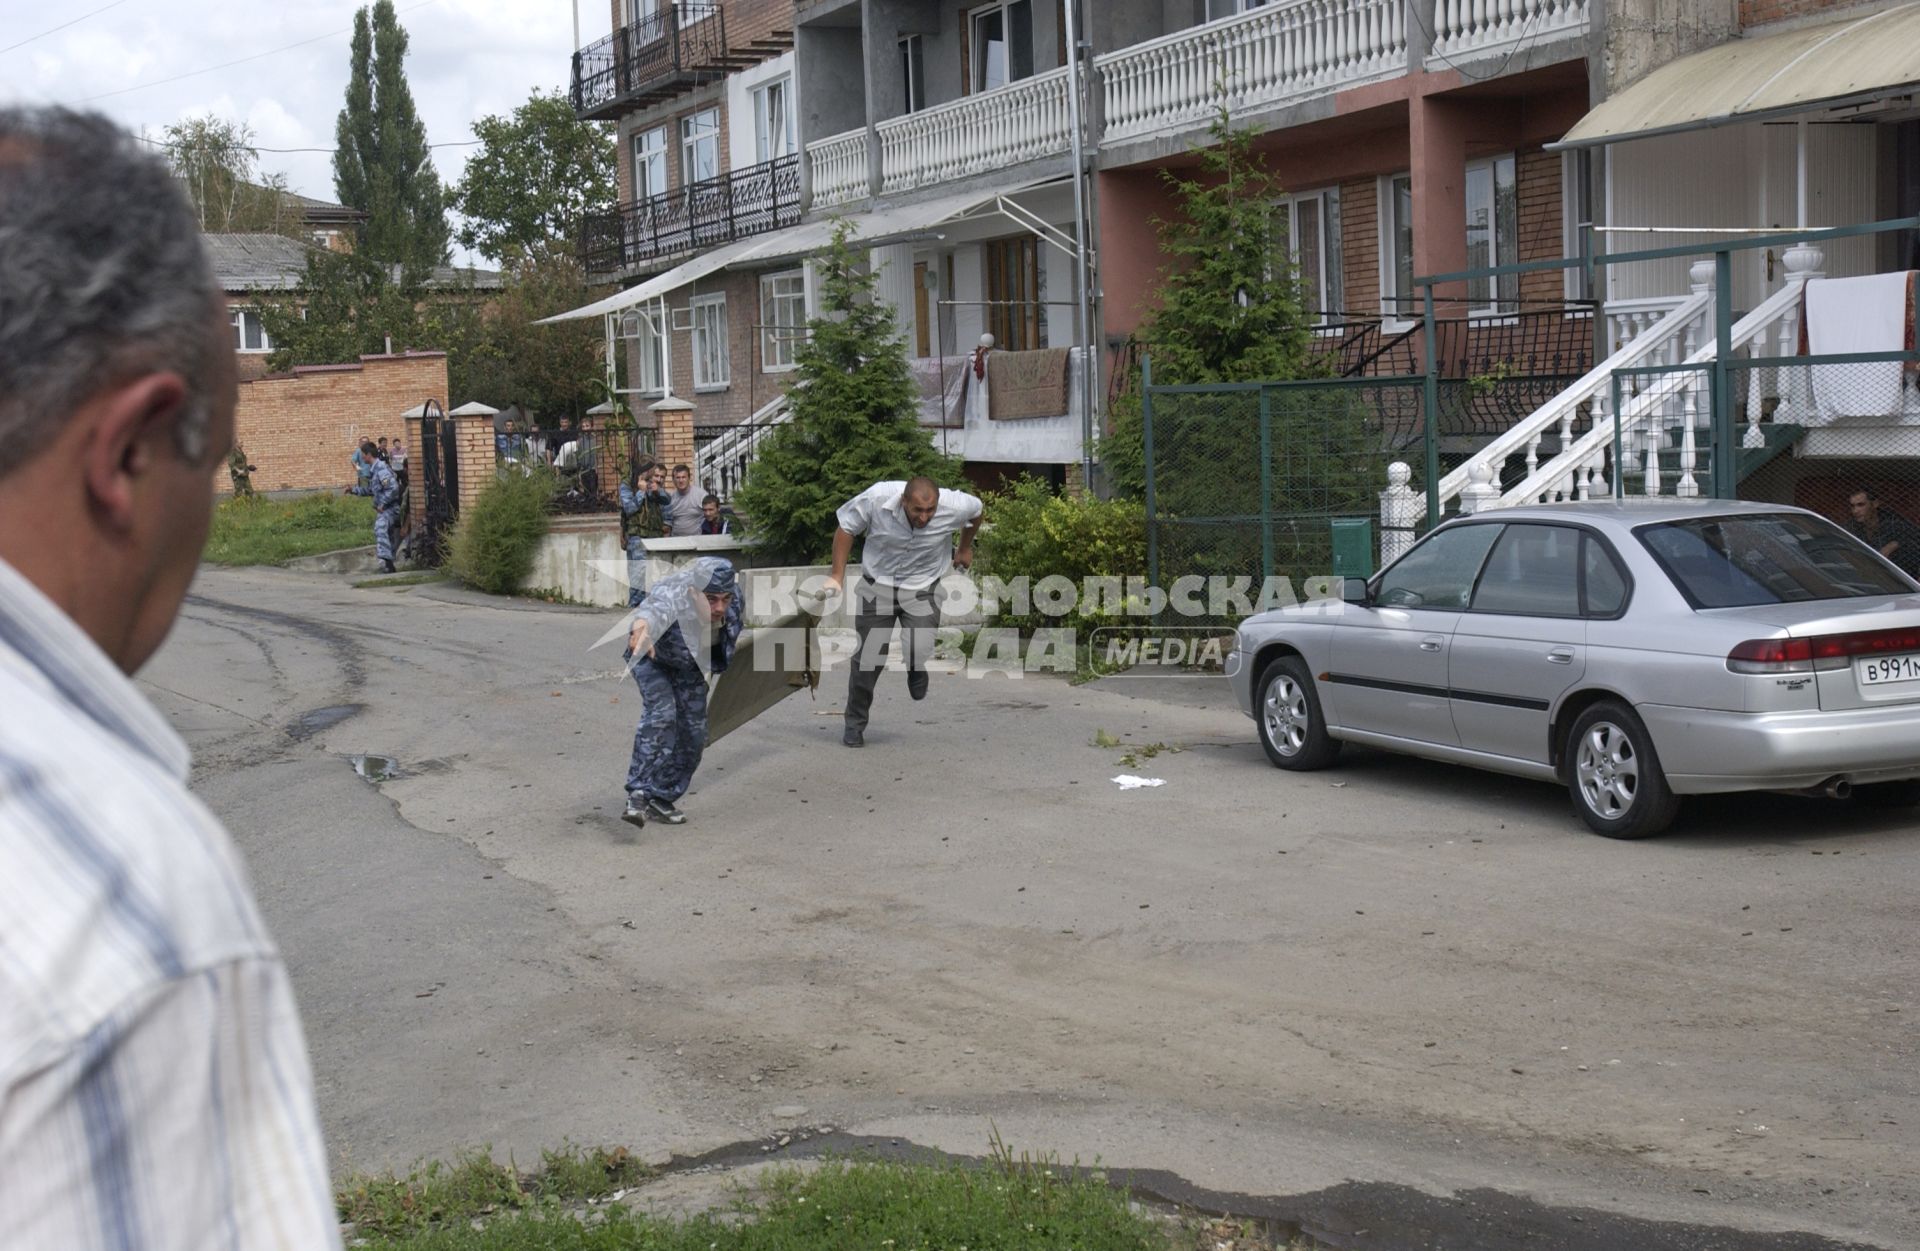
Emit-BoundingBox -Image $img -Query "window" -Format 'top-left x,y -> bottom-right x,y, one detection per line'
623,308 -> 665,394
1471,524 -> 1581,618
623,0 -> 658,26
230,308 -> 271,353
1583,534 -> 1629,617
1206,0 -> 1273,20
753,78 -> 794,164
1465,155 -> 1518,313
900,35 -> 926,114
760,270 -> 806,371
690,294 -> 729,389
1281,188 -> 1342,322
632,126 -> 667,201
1375,523 -> 1502,612
680,108 -> 720,187
984,236 -> 1044,351
1384,173 -> 1414,319
969,0 -> 1033,93
1639,514 -> 1914,608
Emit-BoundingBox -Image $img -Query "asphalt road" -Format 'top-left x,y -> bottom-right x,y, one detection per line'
140,566 -> 1918,1250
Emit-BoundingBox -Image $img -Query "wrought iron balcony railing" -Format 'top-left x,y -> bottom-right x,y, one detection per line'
571,2 -> 727,121
581,155 -> 801,278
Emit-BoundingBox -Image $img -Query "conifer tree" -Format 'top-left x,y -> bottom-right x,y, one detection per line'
334,0 -> 448,269
732,226 -> 958,563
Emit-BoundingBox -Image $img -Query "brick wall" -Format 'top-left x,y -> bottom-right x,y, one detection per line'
1516,147 -> 1565,311
1739,0 -> 1874,26
231,353 -> 447,493
1339,178 -> 1380,316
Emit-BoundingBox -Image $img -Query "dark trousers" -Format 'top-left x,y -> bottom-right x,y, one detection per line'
844,577 -> 942,733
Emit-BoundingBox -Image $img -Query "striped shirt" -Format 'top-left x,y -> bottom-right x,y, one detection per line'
0,557 -> 341,1250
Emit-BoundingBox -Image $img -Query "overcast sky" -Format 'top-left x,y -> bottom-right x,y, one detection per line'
0,0 -> 618,262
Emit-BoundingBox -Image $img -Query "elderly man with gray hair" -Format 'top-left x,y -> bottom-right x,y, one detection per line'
0,108 -> 341,1247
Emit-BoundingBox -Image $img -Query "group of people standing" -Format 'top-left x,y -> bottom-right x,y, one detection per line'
350,435 -> 411,574
618,458 -> 732,606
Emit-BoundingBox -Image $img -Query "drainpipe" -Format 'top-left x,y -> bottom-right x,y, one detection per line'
1063,0 -> 1097,487
572,0 -> 580,54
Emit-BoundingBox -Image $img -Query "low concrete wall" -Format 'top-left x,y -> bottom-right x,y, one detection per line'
517,513 -> 982,627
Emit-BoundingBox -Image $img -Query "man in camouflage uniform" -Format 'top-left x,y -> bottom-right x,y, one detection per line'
621,556 -> 744,828
364,440 -> 403,573
618,456 -> 670,607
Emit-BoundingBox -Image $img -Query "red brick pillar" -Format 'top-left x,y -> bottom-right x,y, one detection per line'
452,411 -> 496,515
651,395 -> 696,475
404,411 -> 426,533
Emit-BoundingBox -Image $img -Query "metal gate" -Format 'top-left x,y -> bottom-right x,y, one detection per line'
415,399 -> 459,566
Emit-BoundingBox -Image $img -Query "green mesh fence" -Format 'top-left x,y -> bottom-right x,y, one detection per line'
1143,377 -> 1429,611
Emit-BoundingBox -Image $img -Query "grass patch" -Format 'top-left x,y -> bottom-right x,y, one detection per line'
339,1146 -> 648,1239
204,493 -> 374,566
350,1149 -> 1183,1251
354,572 -> 447,590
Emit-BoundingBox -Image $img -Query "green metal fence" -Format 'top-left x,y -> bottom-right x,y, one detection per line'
1139,216 -> 1920,586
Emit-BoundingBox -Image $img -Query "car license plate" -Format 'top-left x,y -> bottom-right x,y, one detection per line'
1856,653 -> 1920,686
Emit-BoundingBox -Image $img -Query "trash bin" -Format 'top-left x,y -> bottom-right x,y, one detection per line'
1329,517 -> 1374,578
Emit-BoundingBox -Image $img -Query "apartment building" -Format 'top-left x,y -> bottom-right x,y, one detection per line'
556,0 -> 1920,498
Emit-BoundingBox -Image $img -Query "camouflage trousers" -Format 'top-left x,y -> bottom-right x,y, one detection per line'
624,535 -> 648,608
625,656 -> 709,804
374,507 -> 400,562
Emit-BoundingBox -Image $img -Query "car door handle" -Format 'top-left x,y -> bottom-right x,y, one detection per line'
1547,648 -> 1576,664
1419,636 -> 1445,652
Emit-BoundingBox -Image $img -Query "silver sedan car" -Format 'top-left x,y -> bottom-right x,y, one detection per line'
1226,499 -> 1920,837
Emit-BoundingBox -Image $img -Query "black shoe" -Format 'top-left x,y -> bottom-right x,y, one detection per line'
379,559 -> 397,574
645,797 -> 686,825
908,670 -> 929,701
621,797 -> 647,828
843,726 -> 864,748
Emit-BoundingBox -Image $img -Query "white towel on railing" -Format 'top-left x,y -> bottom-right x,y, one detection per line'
1804,272 -> 1914,422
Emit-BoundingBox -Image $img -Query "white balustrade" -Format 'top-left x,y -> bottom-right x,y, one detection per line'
805,129 -> 870,209
1098,0 -> 1407,144
1378,462 -> 1420,567
876,66 -> 1074,195
694,393 -> 792,501
1429,0 -> 1589,63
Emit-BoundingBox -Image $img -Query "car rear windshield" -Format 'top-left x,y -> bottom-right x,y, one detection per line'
1639,513 -> 1914,608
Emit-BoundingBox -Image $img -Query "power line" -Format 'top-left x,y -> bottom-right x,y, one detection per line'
0,0 -> 135,57
79,0 -> 443,104
137,134 -> 481,154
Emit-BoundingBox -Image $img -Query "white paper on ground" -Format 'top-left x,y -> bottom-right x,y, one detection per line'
1112,775 -> 1166,790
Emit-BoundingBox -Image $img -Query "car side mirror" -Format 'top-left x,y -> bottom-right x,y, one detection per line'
1341,577 -> 1371,606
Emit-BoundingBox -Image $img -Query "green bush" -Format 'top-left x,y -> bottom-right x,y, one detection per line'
446,469 -> 554,595
977,478 -> 1147,634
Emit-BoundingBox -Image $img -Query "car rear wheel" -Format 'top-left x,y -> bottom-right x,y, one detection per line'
1257,656 -> 1340,771
1565,701 -> 1680,839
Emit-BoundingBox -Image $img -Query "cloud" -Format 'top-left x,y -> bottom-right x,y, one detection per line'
0,0 -> 585,256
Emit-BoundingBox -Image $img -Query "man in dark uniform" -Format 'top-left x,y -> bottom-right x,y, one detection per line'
1848,488 -> 1920,577
621,556 -> 745,828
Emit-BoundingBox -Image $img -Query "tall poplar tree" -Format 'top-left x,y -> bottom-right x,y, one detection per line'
333,0 -> 448,269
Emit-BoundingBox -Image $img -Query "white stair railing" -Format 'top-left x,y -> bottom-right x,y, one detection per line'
1498,268 -> 1818,507
695,392 -> 792,502
1415,280 -> 1717,521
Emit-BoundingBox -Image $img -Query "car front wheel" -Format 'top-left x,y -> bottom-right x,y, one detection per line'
1565,700 -> 1680,839
1257,656 -> 1340,771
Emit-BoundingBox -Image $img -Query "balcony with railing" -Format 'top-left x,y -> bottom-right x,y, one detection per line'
571,2 -> 729,121
803,0 -> 1578,209
1426,0 -> 1590,68
581,155 -> 801,278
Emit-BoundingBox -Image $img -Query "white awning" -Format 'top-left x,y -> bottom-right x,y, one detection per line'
538,179 -> 1064,324
1554,1 -> 1920,149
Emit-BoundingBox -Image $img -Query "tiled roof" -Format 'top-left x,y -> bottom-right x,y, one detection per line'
203,232 -> 504,292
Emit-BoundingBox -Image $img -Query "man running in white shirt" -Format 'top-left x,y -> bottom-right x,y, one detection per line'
825,476 -> 983,747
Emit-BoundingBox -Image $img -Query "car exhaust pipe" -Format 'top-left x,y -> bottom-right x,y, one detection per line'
1823,776 -> 1853,801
